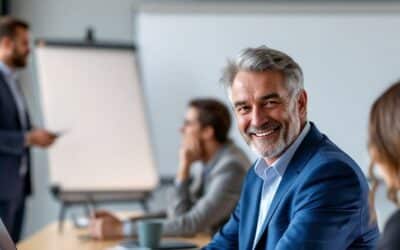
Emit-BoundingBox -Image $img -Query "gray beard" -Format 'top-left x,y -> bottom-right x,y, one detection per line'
250,135 -> 287,160
249,124 -> 300,161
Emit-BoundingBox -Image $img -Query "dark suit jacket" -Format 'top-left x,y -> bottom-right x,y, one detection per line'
0,71 -> 32,200
378,209 -> 400,250
203,123 -> 380,250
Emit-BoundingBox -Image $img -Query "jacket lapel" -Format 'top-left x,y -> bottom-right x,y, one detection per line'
253,123 -> 324,248
0,71 -> 23,128
242,170 -> 263,250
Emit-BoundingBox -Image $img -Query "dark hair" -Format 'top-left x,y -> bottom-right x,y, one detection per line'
0,16 -> 29,40
368,81 -> 400,219
189,98 -> 231,143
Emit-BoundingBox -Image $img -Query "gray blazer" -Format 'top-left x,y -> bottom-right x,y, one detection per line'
163,141 -> 250,236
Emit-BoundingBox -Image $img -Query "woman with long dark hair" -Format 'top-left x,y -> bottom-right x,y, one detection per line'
369,81 -> 400,250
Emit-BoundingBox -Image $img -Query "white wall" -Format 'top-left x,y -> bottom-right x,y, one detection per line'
136,5 -> 400,176
12,0 -> 400,238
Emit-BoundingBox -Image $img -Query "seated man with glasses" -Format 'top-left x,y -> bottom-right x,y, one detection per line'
89,98 -> 250,238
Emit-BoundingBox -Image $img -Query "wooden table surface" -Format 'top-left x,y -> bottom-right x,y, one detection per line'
17,221 -> 211,250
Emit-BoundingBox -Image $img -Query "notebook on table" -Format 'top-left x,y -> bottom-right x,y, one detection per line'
109,239 -> 198,250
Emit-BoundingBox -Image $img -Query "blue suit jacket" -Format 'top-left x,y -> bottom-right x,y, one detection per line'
0,71 -> 32,200
204,124 -> 379,250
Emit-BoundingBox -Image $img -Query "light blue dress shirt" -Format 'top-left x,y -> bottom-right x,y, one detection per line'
0,61 -> 29,176
252,122 -> 311,249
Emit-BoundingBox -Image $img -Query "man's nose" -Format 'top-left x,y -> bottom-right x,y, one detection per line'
251,106 -> 268,127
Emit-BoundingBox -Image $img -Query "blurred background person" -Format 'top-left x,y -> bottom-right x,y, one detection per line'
368,80 -> 400,250
0,16 -> 57,242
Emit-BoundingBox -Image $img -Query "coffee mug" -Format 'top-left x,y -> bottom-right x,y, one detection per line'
137,219 -> 163,249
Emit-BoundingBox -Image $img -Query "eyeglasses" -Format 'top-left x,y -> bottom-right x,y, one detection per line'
182,119 -> 199,127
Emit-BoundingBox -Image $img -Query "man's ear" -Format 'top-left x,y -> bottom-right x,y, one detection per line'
297,89 -> 308,121
0,36 -> 14,52
201,126 -> 215,141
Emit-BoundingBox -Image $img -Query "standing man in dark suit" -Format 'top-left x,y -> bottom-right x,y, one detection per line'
0,16 -> 57,242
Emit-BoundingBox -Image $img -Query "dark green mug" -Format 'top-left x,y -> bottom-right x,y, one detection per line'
137,219 -> 163,249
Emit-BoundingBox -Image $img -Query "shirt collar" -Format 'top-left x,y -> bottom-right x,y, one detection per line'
0,61 -> 17,81
203,140 -> 233,176
202,140 -> 231,174
254,121 -> 311,181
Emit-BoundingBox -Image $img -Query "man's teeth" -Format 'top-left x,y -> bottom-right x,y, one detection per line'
254,129 -> 276,137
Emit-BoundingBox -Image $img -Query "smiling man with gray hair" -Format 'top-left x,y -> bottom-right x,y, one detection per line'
203,46 -> 379,250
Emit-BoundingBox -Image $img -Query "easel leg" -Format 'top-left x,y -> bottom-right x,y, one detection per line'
58,202 -> 68,233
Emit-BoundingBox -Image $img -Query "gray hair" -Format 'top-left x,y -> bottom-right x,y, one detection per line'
221,46 -> 304,96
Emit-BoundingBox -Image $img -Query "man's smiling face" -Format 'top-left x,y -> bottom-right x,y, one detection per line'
230,70 -> 306,165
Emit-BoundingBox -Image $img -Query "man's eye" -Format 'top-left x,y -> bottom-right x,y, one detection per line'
237,106 -> 250,114
265,100 -> 280,108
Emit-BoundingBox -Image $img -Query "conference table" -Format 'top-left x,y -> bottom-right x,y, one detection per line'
17,221 -> 211,250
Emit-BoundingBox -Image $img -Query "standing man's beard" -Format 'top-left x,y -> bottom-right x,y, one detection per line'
11,49 -> 28,68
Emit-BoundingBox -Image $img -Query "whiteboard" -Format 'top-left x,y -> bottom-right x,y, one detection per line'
136,8 -> 400,175
35,43 -> 158,191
